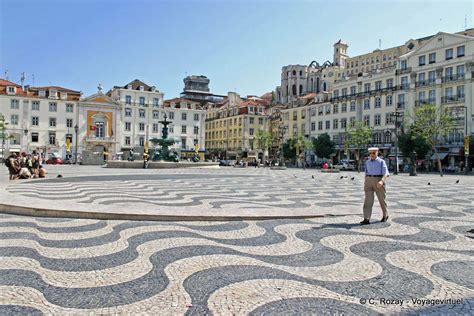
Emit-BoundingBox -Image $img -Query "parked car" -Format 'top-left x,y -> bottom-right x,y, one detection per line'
46,157 -> 65,165
334,160 -> 356,171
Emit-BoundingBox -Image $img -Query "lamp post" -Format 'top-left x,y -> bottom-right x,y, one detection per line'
74,125 -> 79,164
461,106 -> 469,175
23,128 -> 28,152
392,109 -> 403,175
279,126 -> 287,166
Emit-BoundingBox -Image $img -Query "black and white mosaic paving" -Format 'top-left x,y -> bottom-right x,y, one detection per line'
0,204 -> 473,314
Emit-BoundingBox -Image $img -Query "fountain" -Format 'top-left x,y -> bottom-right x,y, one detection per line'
149,114 -> 178,162
106,113 -> 218,168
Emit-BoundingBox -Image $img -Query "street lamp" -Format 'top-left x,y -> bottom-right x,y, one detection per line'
279,126 -> 288,166
392,109 -> 403,175
74,125 -> 79,164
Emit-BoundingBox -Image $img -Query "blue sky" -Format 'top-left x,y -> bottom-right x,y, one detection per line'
1,0 -> 472,99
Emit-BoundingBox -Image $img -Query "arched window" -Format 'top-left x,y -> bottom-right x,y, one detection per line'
322,81 -> 327,91
310,78 -> 314,91
299,85 -> 303,95
92,113 -> 108,138
292,84 -> 297,96
292,70 -> 296,76
316,77 -> 320,93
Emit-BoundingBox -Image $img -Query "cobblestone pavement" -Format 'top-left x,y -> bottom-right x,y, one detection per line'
4,166 -> 474,218
1,167 -> 473,314
0,204 -> 473,313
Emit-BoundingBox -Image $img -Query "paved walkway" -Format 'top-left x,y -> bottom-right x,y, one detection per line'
2,165 -> 473,220
0,166 -> 473,314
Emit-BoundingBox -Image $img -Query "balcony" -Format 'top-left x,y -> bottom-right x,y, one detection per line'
442,73 -> 465,83
414,100 -> 430,106
396,102 -> 405,109
441,94 -> 465,104
86,136 -> 115,143
395,67 -> 412,75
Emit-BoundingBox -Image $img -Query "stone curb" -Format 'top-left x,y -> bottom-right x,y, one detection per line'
0,203 -> 351,221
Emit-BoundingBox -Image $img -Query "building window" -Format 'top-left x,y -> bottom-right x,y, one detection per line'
457,85 -> 465,98
350,86 -> 356,94
350,101 -> 356,112
386,79 -> 393,88
66,103 -> 74,112
139,109 -> 145,118
341,118 -> 347,129
181,113 -> 187,121
125,95 -> 131,104
139,123 -> 145,131
457,45 -> 465,57
311,122 -> 316,131
10,115 -> 18,125
49,133 -> 56,145
181,137 -> 186,149
66,118 -> 73,128
350,117 -> 356,128
168,112 -> 174,120
194,126 -> 199,135
125,108 -> 132,117
139,97 -> 145,106
31,116 -> 39,126
181,125 -> 187,134
333,119 -> 338,129
31,132 -> 39,142
418,55 -> 426,66
364,83 -> 370,93
169,126 -> 174,133
10,99 -> 19,109
333,104 -> 339,114
125,122 -> 131,131
249,117 -> 254,124
374,114 -> 381,126
386,95 -> 393,106
429,52 -> 436,64
153,111 -> 159,119
139,137 -> 145,147
318,121 -> 323,130
49,118 -> 56,127
364,115 -> 370,126
429,90 -> 436,103
258,117 -> 263,124
375,97 -> 381,108
125,136 -> 131,145
152,123 -> 158,133
49,102 -> 57,112
341,103 -> 347,112
364,99 -> 370,109
326,120 -> 330,129
194,113 -> 199,121
373,133 -> 381,144
445,48 -> 453,60
401,76 -> 409,89
32,101 -> 40,111
153,98 -> 159,107
375,81 -> 382,90
400,60 -> 407,70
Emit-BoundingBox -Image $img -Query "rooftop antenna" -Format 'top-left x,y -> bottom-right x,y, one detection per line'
20,72 -> 26,88
379,39 -> 381,49
4,70 -> 8,80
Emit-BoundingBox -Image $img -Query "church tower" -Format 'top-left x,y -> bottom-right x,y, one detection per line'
333,40 -> 349,67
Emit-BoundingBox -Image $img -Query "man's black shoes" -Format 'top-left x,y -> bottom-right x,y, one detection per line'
360,219 -> 370,225
381,216 -> 389,223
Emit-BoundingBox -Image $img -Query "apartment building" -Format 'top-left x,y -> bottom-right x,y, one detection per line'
277,29 -> 474,168
0,79 -> 81,158
205,92 -> 270,160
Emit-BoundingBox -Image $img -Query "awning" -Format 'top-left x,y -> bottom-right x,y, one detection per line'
430,152 -> 448,160
9,149 -> 20,152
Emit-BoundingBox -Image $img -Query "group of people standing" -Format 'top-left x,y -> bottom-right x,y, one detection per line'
5,151 -> 47,180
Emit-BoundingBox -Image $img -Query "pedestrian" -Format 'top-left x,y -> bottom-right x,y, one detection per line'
143,153 -> 150,169
5,153 -> 20,180
361,147 -> 390,225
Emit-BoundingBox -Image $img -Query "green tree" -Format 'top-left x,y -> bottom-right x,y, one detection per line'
348,121 -> 373,172
282,138 -> 297,162
410,104 -> 454,176
295,135 -> 313,167
398,129 -> 431,175
254,130 -> 272,161
312,133 -> 336,160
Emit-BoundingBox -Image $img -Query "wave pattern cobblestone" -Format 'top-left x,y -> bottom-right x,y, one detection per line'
0,168 -> 473,314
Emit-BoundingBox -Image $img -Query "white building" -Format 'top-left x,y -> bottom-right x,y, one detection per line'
0,79 -> 81,159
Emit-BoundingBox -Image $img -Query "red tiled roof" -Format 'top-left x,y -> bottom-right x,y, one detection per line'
0,79 -> 21,87
30,86 -> 81,94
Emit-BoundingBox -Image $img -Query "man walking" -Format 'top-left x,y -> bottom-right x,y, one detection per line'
361,147 -> 390,225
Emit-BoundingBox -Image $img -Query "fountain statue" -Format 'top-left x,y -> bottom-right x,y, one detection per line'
149,114 -> 178,162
